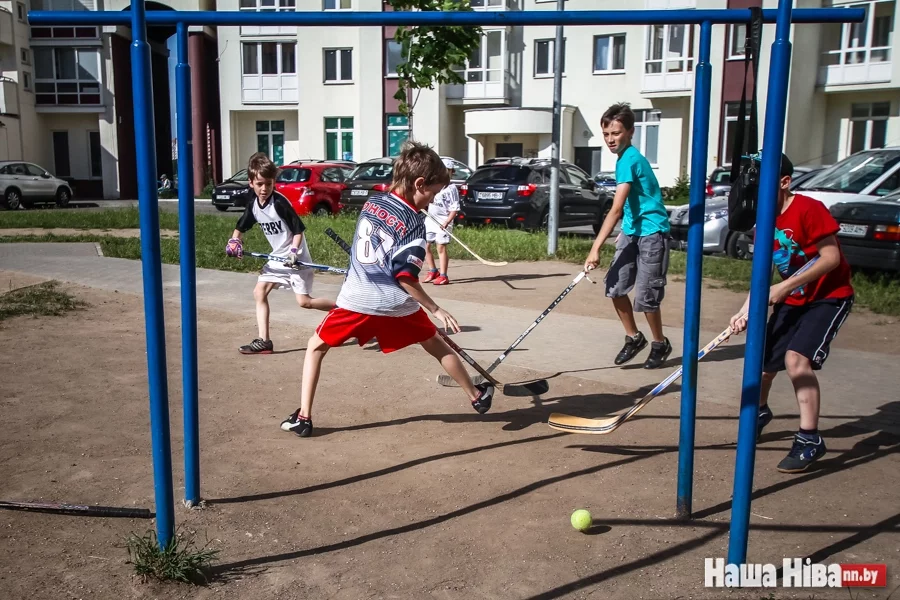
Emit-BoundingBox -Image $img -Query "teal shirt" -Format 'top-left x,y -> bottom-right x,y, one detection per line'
615,145 -> 670,237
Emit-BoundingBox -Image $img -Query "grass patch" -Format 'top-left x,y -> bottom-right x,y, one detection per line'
125,528 -> 219,585
0,280 -> 87,322
0,206 -> 179,230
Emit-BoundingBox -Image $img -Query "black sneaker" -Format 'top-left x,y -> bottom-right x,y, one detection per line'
776,433 -> 826,473
615,332 -> 648,365
757,405 -> 774,441
281,411 -> 313,437
643,337 -> 672,369
471,383 -> 494,415
240,338 -> 274,355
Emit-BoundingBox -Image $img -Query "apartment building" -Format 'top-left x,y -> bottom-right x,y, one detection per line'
0,0 -> 221,200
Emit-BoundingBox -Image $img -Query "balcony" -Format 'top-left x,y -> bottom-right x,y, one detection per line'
239,0 -> 297,36
470,0 -> 518,9
642,23 -> 694,95
446,69 -> 516,105
0,78 -> 19,115
818,0 -> 895,88
0,7 -> 12,46
242,74 -> 299,104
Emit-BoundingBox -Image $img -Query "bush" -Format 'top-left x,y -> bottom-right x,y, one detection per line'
662,171 -> 691,205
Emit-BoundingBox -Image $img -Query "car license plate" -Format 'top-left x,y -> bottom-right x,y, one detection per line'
838,223 -> 868,238
478,192 -> 503,200
351,189 -> 368,196
216,195 -> 230,200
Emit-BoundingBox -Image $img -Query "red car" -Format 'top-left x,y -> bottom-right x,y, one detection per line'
275,163 -> 355,216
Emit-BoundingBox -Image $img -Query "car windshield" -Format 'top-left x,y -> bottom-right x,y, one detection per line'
710,170 -> 731,183
467,165 -> 531,184
348,162 -> 393,181
276,168 -> 311,183
798,150 -> 900,195
229,169 -> 248,182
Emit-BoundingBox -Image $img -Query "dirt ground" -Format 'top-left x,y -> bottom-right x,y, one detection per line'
0,271 -> 898,600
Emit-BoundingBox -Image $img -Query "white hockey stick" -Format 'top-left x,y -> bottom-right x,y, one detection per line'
420,210 -> 508,267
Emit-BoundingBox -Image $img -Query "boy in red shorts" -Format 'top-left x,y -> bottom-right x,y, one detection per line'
281,141 -> 494,438
730,153 -> 854,473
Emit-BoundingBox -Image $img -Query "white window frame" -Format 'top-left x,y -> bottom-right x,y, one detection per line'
593,34 -> 626,74
256,120 -> 285,162
721,102 -> 751,166
323,48 -> 353,84
848,102 -> 890,154
824,0 -> 894,67
16,1 -> 26,22
385,39 -> 403,77
324,117 -> 354,162
29,0 -> 100,40
458,29 -> 507,83
241,41 -> 297,76
22,72 -> 32,92
727,23 -> 747,60
385,114 -> 409,156
644,24 -> 694,74
239,0 -> 295,10
33,47 -> 102,106
633,109 -> 661,167
323,0 -> 351,10
20,48 -> 30,65
534,37 -> 565,77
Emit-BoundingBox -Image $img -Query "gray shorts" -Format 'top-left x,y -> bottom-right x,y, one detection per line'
604,232 -> 670,313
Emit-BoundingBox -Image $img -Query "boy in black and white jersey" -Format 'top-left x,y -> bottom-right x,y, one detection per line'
226,152 -> 334,354
280,141 -> 494,438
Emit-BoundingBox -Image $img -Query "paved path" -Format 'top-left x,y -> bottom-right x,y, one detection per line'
1,243 -> 896,433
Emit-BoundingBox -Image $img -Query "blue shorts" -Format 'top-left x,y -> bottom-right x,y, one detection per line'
763,296 -> 854,373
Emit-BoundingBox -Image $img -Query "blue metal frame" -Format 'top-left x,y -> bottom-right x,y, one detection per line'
175,22 -> 200,508
34,1 -> 861,558
677,19 -> 713,521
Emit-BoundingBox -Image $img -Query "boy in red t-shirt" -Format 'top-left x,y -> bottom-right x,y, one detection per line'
730,153 -> 854,473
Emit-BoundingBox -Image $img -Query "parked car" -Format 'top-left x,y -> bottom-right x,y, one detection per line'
211,168 -> 252,211
441,156 -> 474,184
290,158 -> 357,168
275,163 -> 354,216
0,161 -> 74,209
339,157 -> 396,211
457,158 -> 611,232
829,191 -> 900,272
705,165 -> 819,199
793,147 -> 900,208
593,171 -> 617,195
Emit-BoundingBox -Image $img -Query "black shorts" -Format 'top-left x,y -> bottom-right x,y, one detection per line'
763,296 -> 854,373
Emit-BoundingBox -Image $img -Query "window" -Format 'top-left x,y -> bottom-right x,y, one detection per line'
319,167 -> 345,183
240,0 -> 295,10
593,34 -> 625,73
23,72 -> 32,91
721,102 -> 752,166
632,109 -> 660,166
89,131 -> 102,178
16,2 -> 26,22
534,38 -> 565,76
256,120 -> 285,165
459,29 -> 505,83
564,165 -> 591,188
728,23 -> 747,59
52,132 -> 70,177
324,0 -> 351,9
849,102 -> 890,154
325,117 -> 354,161
324,49 -> 352,83
20,49 -> 30,65
645,24 -> 694,73
33,47 -> 101,105
821,0 -> 894,67
30,0 -> 99,39
385,40 -> 404,77
385,114 -> 409,156
242,42 -> 296,75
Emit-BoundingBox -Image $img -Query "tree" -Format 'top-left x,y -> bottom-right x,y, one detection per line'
388,0 -> 483,125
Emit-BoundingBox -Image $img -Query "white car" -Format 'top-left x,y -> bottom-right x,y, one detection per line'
794,147 -> 900,208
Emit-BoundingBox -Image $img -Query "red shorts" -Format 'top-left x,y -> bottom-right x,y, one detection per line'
315,307 -> 437,353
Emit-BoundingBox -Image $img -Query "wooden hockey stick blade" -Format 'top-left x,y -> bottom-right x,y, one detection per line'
420,210 -> 508,267
0,500 -> 153,519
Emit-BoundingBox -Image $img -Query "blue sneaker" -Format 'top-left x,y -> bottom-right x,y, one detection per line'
757,406 -> 773,441
777,433 -> 826,473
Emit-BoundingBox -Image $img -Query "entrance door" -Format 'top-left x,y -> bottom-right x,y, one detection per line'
574,147 -> 602,177
495,142 -> 523,158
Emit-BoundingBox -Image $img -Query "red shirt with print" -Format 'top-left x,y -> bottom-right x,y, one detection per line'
769,193 -> 854,306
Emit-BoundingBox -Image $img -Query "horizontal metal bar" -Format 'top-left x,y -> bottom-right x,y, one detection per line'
28,8 -> 865,27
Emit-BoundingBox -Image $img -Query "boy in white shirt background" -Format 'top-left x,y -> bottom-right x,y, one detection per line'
421,159 -> 460,286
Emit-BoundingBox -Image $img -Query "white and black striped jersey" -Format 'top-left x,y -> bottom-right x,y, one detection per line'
335,192 -> 427,317
235,191 -> 311,266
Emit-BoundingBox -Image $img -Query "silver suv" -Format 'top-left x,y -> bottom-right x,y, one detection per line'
0,161 -> 74,209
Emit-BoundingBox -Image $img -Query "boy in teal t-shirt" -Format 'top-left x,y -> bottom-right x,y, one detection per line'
585,103 -> 672,369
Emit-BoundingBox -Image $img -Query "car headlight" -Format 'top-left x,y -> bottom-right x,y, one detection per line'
704,208 -> 728,222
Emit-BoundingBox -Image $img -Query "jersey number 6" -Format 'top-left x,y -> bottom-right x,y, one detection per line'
355,217 -> 395,266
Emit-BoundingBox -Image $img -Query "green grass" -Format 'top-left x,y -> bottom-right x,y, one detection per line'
125,528 -> 219,585
0,280 -> 87,322
2,209 -> 899,316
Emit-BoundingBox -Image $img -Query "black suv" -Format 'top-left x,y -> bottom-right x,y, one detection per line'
459,158 -> 610,232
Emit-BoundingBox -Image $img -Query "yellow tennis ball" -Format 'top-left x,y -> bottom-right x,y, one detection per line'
570,509 -> 592,532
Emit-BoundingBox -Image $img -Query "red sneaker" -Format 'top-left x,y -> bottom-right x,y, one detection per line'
422,270 -> 439,283
433,275 -> 450,285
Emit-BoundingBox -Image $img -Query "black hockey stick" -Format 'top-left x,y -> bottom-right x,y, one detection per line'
245,252 -> 348,275
436,270 -> 594,391
324,228 -> 543,396
0,500 -> 153,519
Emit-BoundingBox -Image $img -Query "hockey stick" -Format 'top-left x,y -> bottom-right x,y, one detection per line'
436,270 -> 595,391
246,252 -> 348,275
325,227 -> 352,254
420,210 -> 508,267
0,500 -> 153,519
548,256 -> 820,435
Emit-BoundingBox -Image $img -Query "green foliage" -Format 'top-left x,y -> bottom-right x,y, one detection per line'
389,0 -> 483,116
125,528 -> 219,585
199,180 -> 216,199
0,280 -> 87,322
662,171 -> 691,205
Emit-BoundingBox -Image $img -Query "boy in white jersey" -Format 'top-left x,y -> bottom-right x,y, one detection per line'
421,159 -> 460,285
280,142 -> 494,438
225,152 -> 334,355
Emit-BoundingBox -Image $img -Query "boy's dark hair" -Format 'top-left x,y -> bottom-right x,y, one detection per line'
248,152 -> 278,181
781,153 -> 794,178
391,140 -> 450,194
601,103 -> 635,131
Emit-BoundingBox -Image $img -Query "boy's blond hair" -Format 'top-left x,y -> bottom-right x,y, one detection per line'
390,140 -> 450,196
248,152 -> 279,182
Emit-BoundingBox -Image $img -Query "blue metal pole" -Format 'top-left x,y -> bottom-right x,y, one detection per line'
176,22 -> 200,508
676,19 -> 713,521
131,0 -> 175,548
727,0 -> 794,568
27,8 -> 865,27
